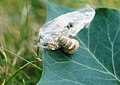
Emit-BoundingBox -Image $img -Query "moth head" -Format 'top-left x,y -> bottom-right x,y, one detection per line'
39,33 -> 60,50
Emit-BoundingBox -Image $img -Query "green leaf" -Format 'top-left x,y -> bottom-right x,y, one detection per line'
37,1 -> 120,85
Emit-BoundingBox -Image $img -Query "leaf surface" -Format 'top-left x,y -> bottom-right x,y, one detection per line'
37,1 -> 120,85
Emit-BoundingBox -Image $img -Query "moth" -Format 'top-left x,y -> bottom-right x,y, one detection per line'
38,5 -> 95,54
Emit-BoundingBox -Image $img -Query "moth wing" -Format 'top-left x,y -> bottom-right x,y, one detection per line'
68,5 -> 95,37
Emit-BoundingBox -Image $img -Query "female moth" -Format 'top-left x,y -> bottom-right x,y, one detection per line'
38,5 -> 95,54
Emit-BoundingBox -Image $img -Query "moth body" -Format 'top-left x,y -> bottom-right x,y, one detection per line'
38,5 -> 95,54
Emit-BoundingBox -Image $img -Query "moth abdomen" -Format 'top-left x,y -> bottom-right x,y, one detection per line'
58,35 -> 79,54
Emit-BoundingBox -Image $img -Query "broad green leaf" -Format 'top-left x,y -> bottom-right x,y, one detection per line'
37,1 -> 120,85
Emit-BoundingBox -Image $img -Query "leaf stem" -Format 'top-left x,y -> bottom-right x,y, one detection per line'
2,47 -> 42,70
6,61 -> 34,84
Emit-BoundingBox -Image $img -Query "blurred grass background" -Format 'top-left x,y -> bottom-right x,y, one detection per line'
0,0 -> 120,85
